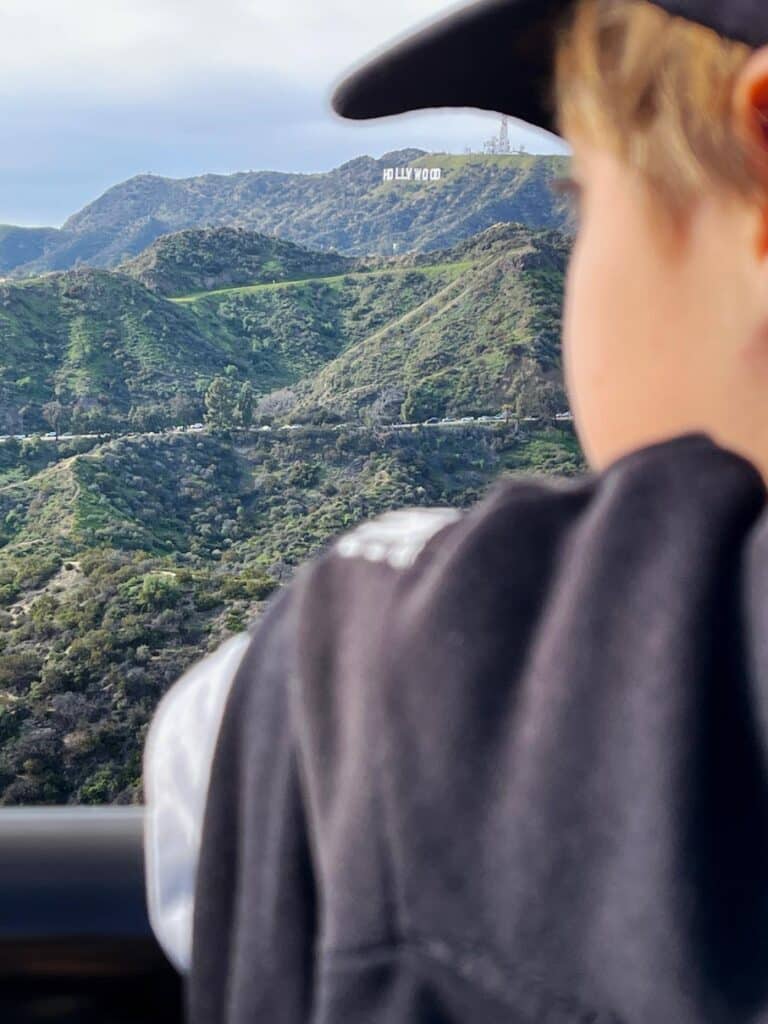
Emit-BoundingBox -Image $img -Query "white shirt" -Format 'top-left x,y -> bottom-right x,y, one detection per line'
142,631 -> 251,974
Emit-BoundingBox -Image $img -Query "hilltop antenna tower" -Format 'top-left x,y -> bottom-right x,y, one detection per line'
499,116 -> 510,154
482,116 -> 513,155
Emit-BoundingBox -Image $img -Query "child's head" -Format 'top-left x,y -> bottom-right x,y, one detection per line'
553,0 -> 768,479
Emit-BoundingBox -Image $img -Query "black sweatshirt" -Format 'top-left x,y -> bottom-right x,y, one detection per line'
186,431 -> 768,1023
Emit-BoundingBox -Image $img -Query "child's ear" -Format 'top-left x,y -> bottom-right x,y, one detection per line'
731,47 -> 768,261
731,45 -> 768,151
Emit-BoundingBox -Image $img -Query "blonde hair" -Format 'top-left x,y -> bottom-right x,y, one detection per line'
552,0 -> 768,214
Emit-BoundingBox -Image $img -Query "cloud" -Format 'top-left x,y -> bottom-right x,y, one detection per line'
0,0 -> 467,96
0,1 -> 569,226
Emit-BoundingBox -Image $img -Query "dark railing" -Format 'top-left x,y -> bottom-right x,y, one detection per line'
0,807 -> 183,1023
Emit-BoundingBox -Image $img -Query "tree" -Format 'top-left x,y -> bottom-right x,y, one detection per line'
236,382 -> 255,428
204,376 -> 239,434
42,400 -> 67,439
18,402 -> 35,433
0,436 -> 20,461
168,393 -> 202,426
400,385 -> 445,424
364,386 -> 405,426
510,358 -> 565,421
138,573 -> 181,610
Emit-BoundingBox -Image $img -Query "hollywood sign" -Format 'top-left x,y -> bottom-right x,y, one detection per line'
383,167 -> 443,182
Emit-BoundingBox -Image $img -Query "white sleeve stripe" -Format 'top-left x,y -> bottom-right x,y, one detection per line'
142,631 -> 252,974
334,507 -> 462,570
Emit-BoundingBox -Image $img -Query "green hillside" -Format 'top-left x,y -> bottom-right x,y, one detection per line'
0,269 -> 236,434
0,223 -> 571,434
0,150 -> 572,277
0,422 -> 585,805
293,223 -> 569,421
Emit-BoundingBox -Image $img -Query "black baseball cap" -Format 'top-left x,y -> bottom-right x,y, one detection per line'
331,0 -> 768,138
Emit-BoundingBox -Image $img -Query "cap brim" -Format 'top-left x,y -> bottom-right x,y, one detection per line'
331,0 -> 572,138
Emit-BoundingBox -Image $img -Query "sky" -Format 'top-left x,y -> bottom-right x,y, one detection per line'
0,0 -> 569,227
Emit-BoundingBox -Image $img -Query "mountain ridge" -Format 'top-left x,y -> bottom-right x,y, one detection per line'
0,150 -> 571,278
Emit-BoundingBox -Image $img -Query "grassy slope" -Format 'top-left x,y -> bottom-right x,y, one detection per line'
119,226 -> 354,297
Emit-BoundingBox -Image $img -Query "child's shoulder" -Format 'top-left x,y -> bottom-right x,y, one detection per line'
280,471 -> 598,676
291,431 -> 768,643
316,471 -> 593,580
